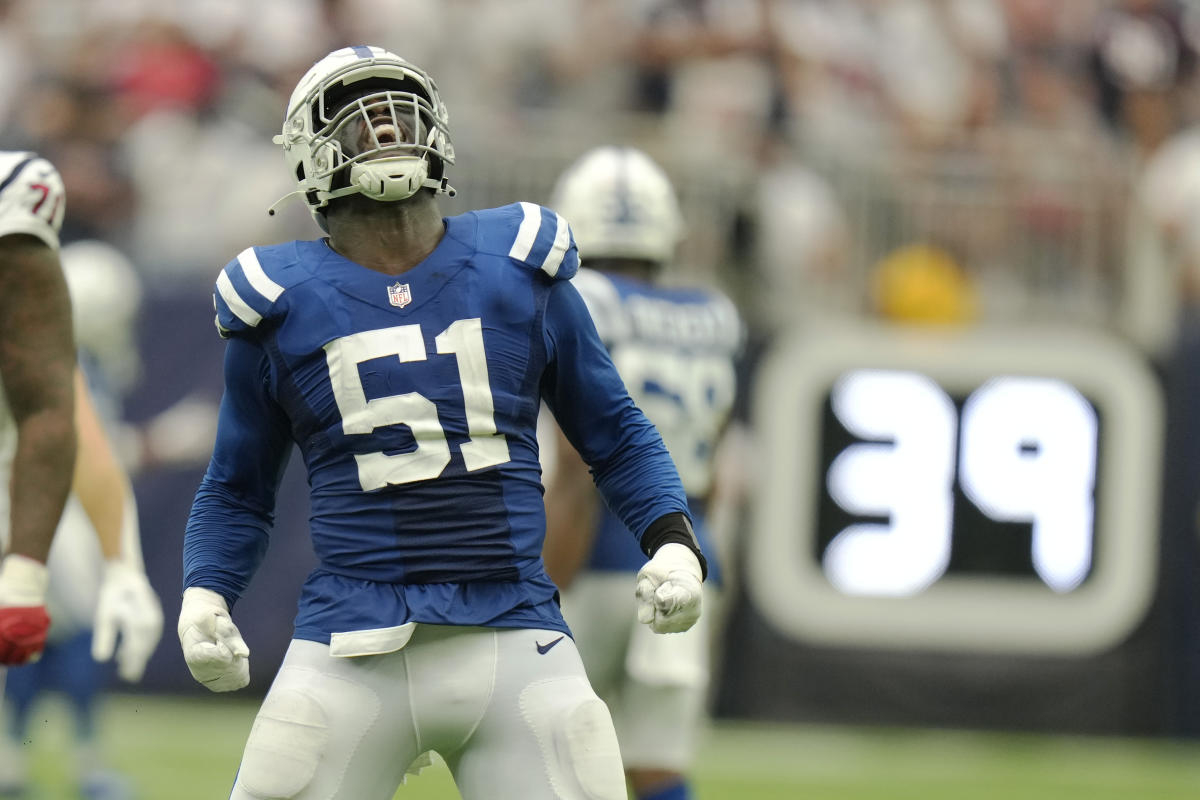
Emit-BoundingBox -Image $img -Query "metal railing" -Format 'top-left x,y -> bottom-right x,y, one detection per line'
441,107 -> 1141,334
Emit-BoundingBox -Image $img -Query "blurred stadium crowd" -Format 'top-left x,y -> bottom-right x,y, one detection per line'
7,0 -> 1200,736
2,0 -> 1198,348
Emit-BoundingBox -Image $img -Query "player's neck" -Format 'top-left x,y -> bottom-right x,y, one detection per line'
325,193 -> 445,275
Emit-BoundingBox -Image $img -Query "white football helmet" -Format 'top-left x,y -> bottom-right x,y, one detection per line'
272,45 -> 455,229
60,239 -> 144,395
550,146 -> 683,265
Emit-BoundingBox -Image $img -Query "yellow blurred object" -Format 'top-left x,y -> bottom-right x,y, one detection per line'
871,243 -> 979,325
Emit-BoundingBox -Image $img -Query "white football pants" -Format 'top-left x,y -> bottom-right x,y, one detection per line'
228,624 -> 626,800
561,573 -> 716,771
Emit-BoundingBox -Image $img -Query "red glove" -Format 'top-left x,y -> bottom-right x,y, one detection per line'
0,555 -> 49,665
0,605 -> 49,664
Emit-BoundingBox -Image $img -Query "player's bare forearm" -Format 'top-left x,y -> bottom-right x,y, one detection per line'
0,234 -> 76,561
542,421 -> 599,589
72,369 -> 130,560
9,408 -> 75,561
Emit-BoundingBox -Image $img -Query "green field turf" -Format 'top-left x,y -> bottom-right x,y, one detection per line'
14,692 -> 1200,799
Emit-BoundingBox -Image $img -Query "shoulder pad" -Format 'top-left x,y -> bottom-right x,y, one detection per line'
213,246 -> 288,339
0,152 -> 65,249
484,202 -> 579,280
570,268 -> 628,344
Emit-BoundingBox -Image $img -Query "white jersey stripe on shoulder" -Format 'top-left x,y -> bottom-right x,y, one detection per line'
216,270 -> 263,327
540,212 -> 570,277
237,247 -> 284,302
508,201 -> 541,261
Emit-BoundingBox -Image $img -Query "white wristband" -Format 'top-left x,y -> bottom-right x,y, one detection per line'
0,554 -> 49,605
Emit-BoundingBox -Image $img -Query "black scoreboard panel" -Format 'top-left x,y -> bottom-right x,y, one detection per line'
746,322 -> 1162,656
714,321 -> 1170,735
814,374 -> 1106,589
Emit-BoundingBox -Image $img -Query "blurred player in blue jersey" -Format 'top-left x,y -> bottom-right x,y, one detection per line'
177,46 -> 707,800
542,146 -> 741,800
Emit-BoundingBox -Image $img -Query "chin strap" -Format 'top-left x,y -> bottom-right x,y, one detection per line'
267,173 -> 455,218
349,156 -> 455,202
266,188 -> 307,217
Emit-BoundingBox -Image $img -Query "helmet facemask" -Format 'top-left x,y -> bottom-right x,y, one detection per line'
319,85 -> 446,202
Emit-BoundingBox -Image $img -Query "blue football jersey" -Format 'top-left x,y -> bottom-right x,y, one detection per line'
571,268 -> 741,586
183,202 -> 689,642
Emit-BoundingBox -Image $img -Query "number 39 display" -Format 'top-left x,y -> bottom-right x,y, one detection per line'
748,323 -> 1163,656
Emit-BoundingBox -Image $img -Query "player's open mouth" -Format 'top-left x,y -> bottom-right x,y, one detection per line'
373,123 -> 397,145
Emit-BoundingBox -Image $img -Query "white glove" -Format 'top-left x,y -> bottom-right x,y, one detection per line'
635,543 -> 703,634
177,586 -> 250,692
92,560 -> 164,682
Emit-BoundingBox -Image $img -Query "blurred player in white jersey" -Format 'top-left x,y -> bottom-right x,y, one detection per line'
0,151 -> 78,670
0,239 -> 163,799
543,146 -> 741,800
0,154 -> 162,798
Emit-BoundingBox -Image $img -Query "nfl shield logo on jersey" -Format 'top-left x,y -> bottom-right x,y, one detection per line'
387,281 -> 412,308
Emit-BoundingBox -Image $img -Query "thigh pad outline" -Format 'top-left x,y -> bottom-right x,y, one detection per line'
237,664 -> 382,799
239,686 -> 329,799
518,676 -> 626,800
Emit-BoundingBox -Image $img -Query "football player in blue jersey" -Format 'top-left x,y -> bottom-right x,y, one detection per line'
542,146 -> 742,800
177,46 -> 707,800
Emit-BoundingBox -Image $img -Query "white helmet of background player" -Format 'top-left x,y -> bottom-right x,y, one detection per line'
550,146 -> 683,265
273,45 -> 455,230
60,239 -> 143,395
